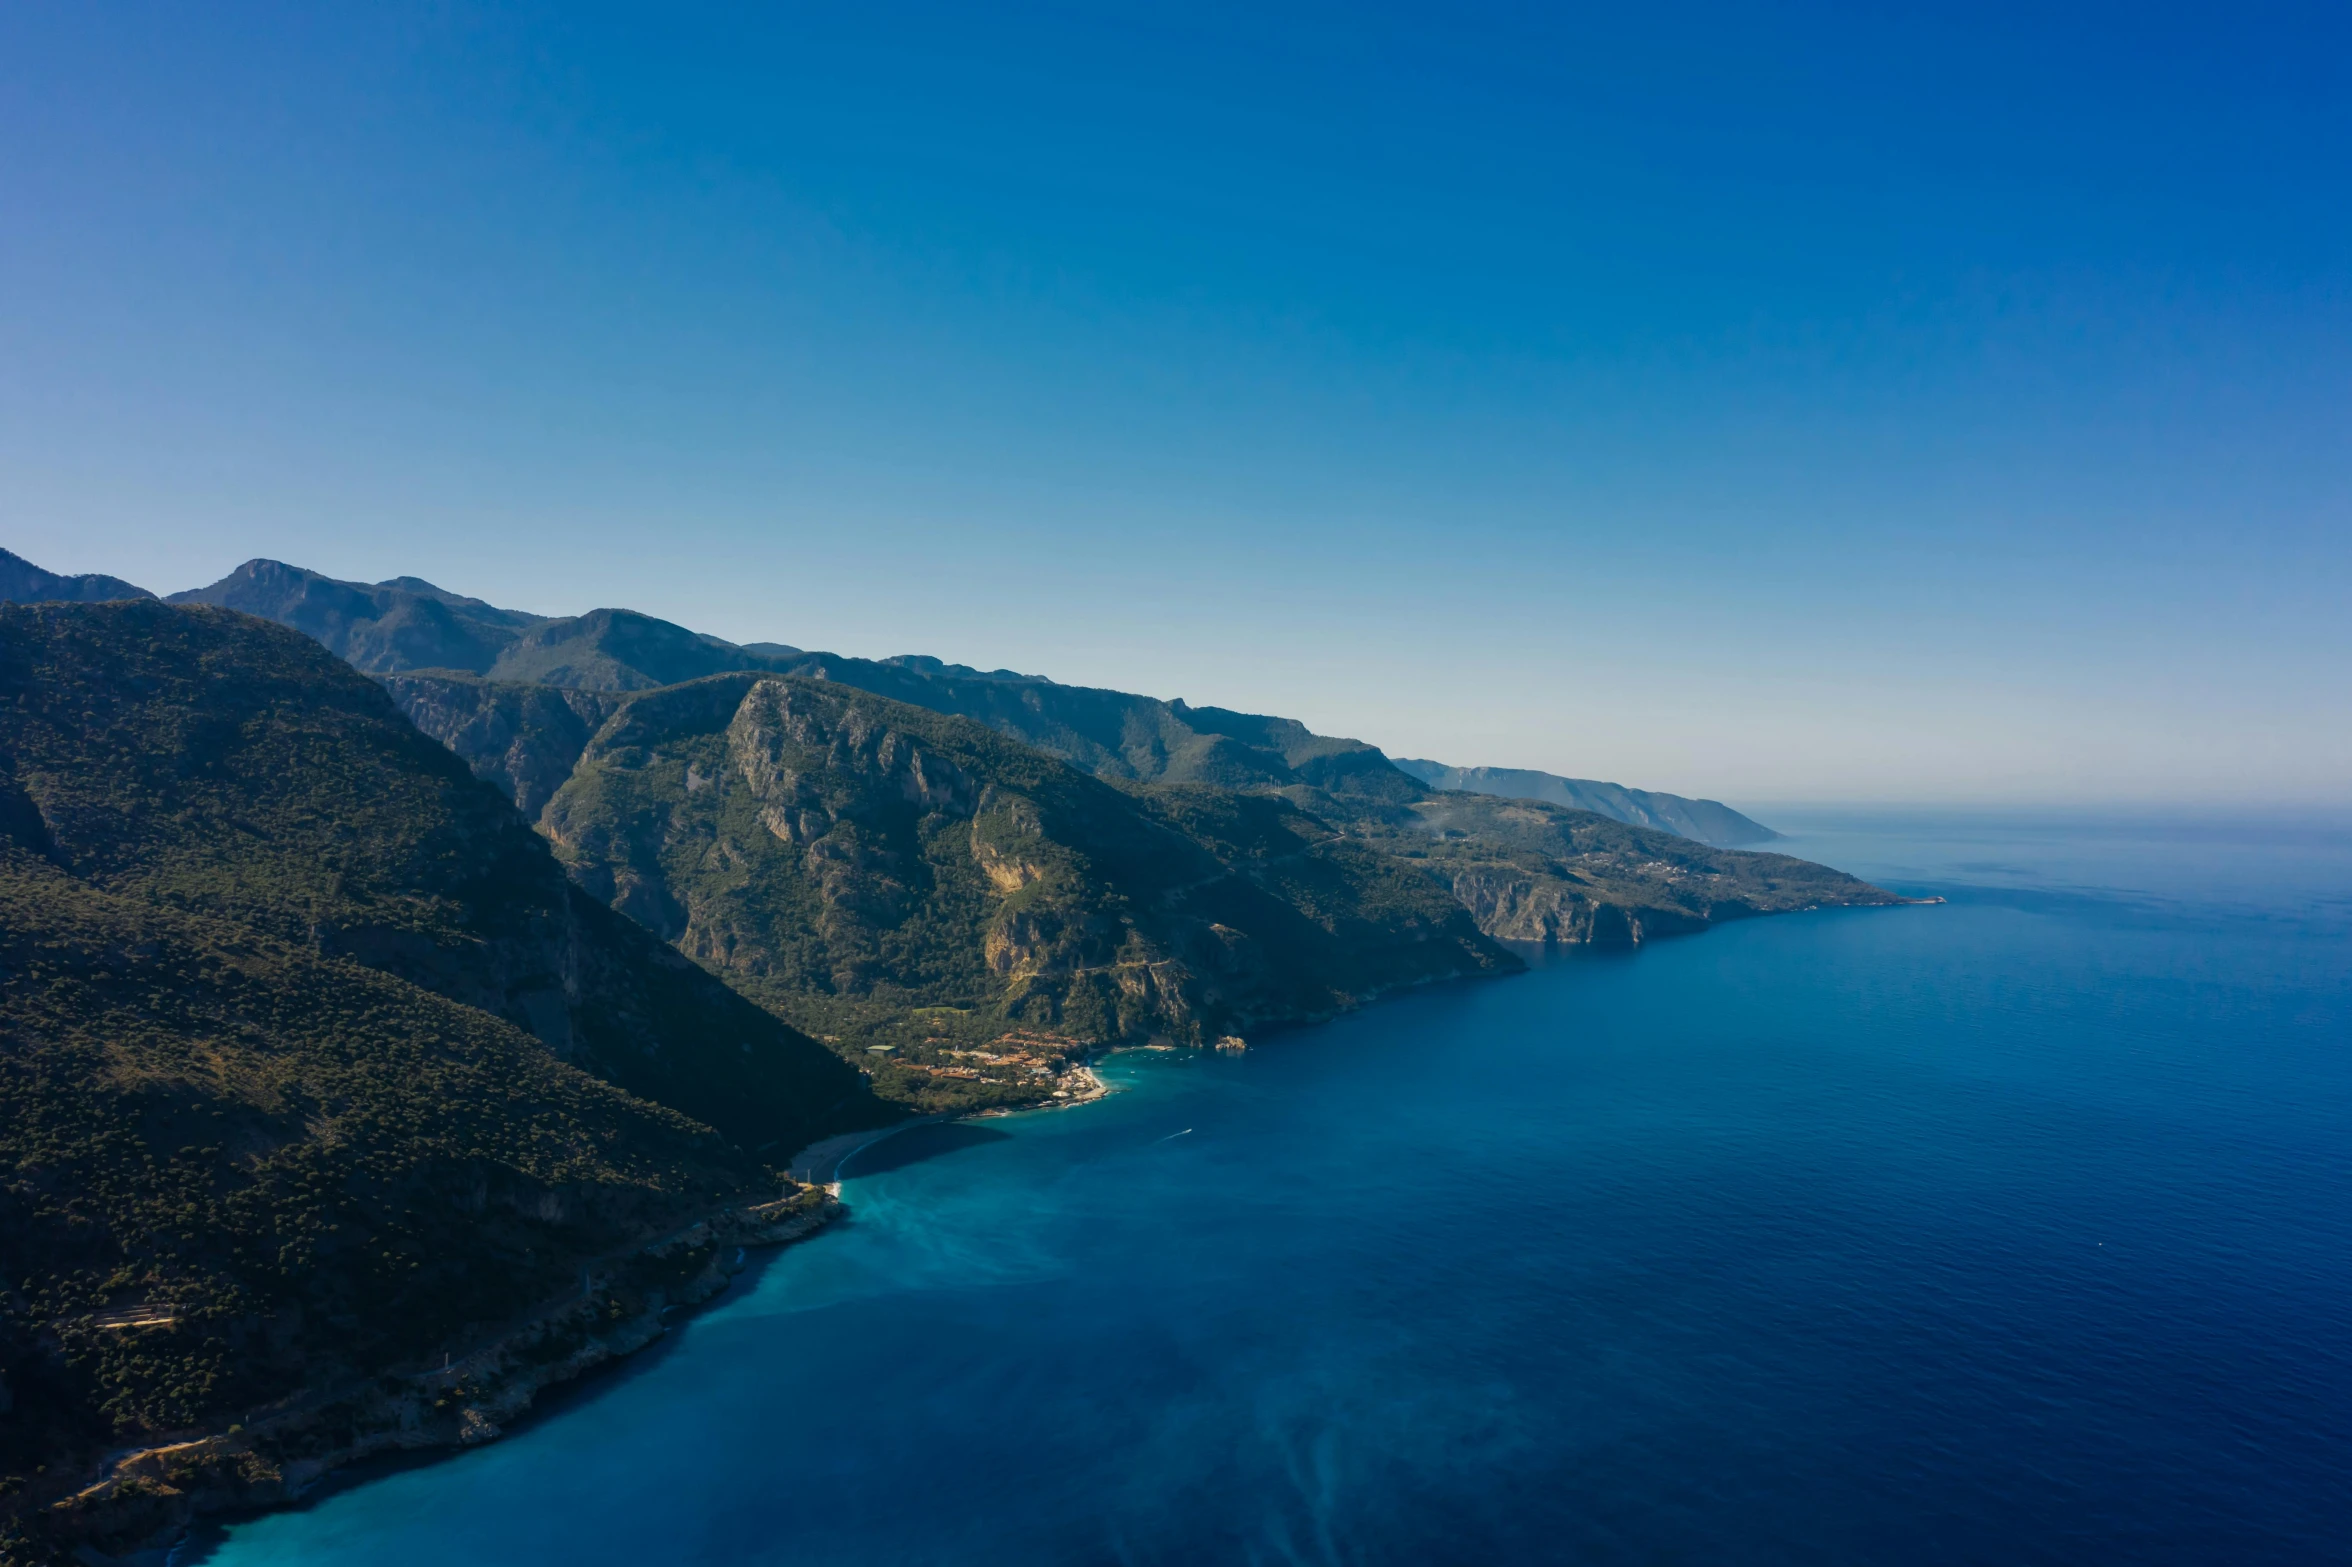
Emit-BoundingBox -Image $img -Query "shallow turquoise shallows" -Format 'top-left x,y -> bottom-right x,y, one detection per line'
195,812 -> 2352,1565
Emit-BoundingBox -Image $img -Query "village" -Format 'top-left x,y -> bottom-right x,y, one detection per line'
874,1028 -> 1093,1093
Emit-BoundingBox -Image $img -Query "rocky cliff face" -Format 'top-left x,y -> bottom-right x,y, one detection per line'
1375,792 -> 1897,946
534,675 -> 1512,1084
1446,868 -> 1703,944
383,675 -> 627,819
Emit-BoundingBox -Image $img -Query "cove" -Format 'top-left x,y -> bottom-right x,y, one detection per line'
194,813 -> 2352,1565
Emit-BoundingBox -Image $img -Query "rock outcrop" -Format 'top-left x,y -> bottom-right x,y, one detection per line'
383,674 -> 627,819
532,674 -> 1513,1089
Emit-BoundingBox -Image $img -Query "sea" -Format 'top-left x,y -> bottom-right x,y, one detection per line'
193,810 -> 2352,1566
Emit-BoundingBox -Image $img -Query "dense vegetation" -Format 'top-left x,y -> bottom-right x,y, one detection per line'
0,848 -> 753,1493
0,603 -> 893,1556
165,560 -> 545,676
0,602 -> 877,1154
0,549 -> 153,607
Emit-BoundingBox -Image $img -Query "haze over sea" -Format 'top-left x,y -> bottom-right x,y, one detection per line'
196,811 -> 2352,1566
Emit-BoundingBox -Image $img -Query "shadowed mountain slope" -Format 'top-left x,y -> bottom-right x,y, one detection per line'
167,559 -> 549,677
0,601 -> 878,1152
0,547 -> 153,606
1392,759 -> 1780,846
0,845 -> 765,1549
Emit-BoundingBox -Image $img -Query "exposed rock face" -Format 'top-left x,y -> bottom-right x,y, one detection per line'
1447,869 -> 1702,945
383,675 -> 627,819
535,674 -> 1511,1048
728,679 -> 982,826
1395,791 -> 1895,946
1450,868 -> 1608,943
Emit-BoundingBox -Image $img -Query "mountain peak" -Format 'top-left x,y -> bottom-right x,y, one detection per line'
0,545 -> 156,605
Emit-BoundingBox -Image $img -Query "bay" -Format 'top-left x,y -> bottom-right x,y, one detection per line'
196,811 -> 2352,1565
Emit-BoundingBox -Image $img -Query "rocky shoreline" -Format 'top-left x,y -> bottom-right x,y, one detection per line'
20,1191 -> 841,1567
22,1058 -> 1136,1565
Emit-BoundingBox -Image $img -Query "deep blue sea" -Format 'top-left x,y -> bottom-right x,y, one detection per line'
196,811 -> 2352,1566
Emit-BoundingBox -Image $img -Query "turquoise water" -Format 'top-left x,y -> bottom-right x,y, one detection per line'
197,812 -> 2352,1565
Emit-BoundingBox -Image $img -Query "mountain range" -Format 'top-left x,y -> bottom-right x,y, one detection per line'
0,549 -> 1901,1560
166,557 -> 1772,837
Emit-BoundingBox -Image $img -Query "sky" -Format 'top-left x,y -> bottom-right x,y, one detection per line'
3,1 -> 2347,805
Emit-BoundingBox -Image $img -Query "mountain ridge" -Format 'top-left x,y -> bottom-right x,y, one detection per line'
1391,759 -> 1779,847
167,557 -> 1767,845
0,548 -> 154,607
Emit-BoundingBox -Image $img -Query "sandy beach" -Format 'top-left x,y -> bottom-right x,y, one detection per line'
788,1064 -> 1114,1184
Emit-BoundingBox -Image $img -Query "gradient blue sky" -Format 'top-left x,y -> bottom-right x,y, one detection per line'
5,1 -> 2346,803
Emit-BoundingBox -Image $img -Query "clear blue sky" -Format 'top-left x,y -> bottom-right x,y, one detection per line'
5,1 -> 2346,803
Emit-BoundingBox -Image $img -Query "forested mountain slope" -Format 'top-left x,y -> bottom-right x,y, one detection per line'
387,663 -> 1894,969
0,847 -> 765,1551
0,602 -> 886,1560
0,602 -> 878,1150
0,548 -> 153,606
166,559 -> 549,675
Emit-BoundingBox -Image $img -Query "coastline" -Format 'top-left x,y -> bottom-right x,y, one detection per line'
29,902 -> 1896,1563
28,1192 -> 840,1566
31,1064 -> 1122,1565
792,1062 -> 1116,1183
